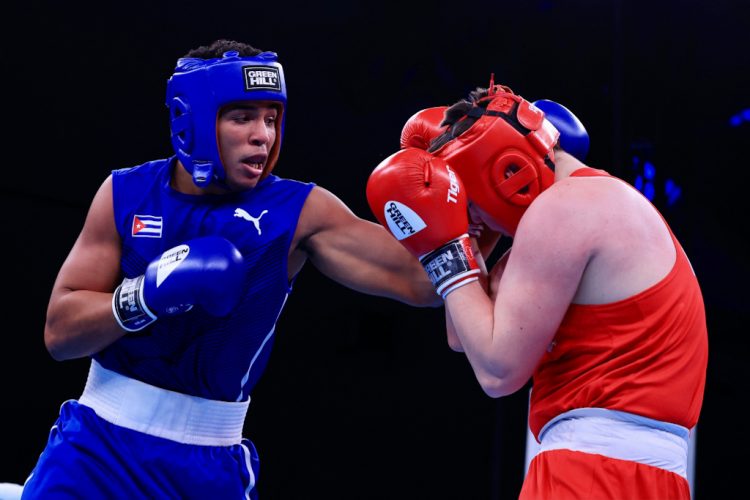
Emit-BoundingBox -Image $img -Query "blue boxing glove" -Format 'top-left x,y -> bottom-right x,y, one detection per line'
112,236 -> 245,332
533,99 -> 590,161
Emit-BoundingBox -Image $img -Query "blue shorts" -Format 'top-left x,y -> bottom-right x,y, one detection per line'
21,400 -> 260,499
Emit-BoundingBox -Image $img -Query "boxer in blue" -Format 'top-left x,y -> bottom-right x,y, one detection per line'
21,39 -> 440,499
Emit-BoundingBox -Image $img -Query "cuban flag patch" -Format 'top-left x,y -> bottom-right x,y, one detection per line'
132,214 -> 163,238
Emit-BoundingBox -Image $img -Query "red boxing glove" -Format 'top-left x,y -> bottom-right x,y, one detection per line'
400,106 -> 449,150
366,147 -> 480,298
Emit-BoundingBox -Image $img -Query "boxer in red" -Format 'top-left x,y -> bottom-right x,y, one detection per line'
367,83 -> 708,499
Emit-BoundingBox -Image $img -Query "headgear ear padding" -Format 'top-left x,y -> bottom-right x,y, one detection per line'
431,86 -> 559,236
491,150 -> 542,201
166,50 -> 287,187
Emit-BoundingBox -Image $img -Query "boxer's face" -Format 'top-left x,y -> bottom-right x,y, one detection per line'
217,101 -> 279,191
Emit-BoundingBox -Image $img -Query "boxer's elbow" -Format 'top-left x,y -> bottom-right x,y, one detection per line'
44,307 -> 84,361
474,369 -> 529,399
43,292 -> 79,361
447,336 -> 464,352
44,322 -> 71,361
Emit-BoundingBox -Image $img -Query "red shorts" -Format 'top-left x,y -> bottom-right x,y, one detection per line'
520,449 -> 690,500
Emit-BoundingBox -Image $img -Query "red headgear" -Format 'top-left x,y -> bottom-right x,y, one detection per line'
430,84 -> 559,236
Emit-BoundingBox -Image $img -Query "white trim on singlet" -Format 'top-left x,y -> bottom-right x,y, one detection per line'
79,359 -> 249,446
236,293 -> 289,401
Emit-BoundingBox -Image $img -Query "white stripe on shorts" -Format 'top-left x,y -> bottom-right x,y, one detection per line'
537,408 -> 690,478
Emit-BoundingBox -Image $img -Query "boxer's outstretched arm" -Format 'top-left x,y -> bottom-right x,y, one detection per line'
44,175 -> 126,360
297,186 -> 442,308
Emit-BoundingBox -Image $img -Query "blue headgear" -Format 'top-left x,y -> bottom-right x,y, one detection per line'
531,99 -> 589,161
166,50 -> 287,187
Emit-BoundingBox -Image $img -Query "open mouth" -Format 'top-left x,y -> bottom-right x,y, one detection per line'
242,155 -> 267,173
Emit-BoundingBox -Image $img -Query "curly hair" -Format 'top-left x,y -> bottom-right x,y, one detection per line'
427,87 -> 492,153
183,39 -> 263,59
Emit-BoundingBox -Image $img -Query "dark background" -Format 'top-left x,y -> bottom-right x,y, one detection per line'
2,1 -> 748,499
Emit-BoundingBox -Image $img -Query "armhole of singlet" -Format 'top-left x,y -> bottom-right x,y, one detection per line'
284,181 -> 317,292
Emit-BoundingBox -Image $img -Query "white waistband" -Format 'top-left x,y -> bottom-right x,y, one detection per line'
538,409 -> 690,478
79,359 -> 249,446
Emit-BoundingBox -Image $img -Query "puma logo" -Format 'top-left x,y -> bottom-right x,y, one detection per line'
234,208 -> 269,235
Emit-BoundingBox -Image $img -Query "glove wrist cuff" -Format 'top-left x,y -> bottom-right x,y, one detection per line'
419,234 -> 480,298
112,275 -> 157,332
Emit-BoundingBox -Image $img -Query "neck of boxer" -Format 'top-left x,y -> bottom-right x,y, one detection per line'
553,149 -> 588,181
171,160 -> 231,196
